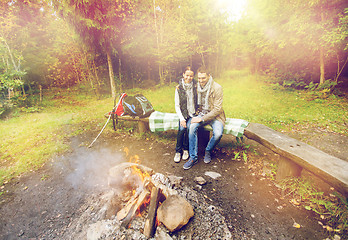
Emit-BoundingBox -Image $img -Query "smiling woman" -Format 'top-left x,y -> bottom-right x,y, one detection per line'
215,0 -> 247,22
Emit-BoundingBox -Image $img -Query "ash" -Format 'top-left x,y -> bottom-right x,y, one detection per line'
60,172 -> 232,240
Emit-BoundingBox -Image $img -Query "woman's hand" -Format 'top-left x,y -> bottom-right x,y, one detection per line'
180,120 -> 187,128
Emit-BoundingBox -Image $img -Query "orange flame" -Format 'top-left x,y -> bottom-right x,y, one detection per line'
123,147 -> 129,157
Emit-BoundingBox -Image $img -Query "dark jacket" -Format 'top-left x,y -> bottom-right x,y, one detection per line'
176,79 -> 198,120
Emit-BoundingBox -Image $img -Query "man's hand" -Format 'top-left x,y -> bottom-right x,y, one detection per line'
180,120 -> 187,128
191,117 -> 203,123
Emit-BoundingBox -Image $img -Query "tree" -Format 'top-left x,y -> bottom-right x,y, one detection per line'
0,1 -> 26,98
55,0 -> 135,99
242,0 -> 348,85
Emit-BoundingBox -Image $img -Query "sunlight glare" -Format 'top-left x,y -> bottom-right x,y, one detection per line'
216,0 -> 247,22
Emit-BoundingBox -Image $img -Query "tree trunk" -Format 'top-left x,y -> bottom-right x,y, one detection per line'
153,0 -> 163,84
319,46 -> 325,84
334,55 -> 348,83
147,60 -> 151,81
319,7 -> 325,84
107,50 -> 117,99
119,56 -> 122,92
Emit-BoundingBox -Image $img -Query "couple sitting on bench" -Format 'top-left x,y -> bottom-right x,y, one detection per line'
174,66 -> 225,170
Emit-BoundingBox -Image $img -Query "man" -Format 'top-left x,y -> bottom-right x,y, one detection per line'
183,66 -> 226,170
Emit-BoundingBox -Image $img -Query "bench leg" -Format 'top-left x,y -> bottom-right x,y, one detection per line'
276,157 -> 302,181
138,121 -> 150,133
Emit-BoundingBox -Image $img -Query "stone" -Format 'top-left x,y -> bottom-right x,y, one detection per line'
167,175 -> 183,188
205,171 -> 221,179
194,176 -> 207,185
157,195 -> 194,232
108,163 -> 154,192
86,220 -> 116,240
154,225 -> 173,240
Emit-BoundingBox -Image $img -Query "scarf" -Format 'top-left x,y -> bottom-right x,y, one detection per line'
197,76 -> 213,113
181,79 -> 195,116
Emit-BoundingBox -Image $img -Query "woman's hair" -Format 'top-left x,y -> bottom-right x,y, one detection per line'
197,66 -> 209,75
184,66 -> 194,73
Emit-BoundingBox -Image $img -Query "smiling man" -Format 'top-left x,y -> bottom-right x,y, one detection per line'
183,66 -> 226,170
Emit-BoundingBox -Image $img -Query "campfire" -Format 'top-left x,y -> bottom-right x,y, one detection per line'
107,160 -> 194,238
63,151 -> 233,239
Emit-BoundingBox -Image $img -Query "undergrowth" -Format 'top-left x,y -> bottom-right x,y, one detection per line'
279,177 -> 348,236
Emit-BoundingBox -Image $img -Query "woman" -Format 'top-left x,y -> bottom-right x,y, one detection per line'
174,66 -> 198,163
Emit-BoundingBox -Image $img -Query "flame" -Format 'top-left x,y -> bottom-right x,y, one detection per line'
123,147 -> 129,157
155,216 -> 161,227
129,154 -> 140,164
128,154 -> 150,182
136,196 -> 151,217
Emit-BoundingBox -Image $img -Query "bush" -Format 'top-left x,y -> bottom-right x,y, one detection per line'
0,100 -> 13,119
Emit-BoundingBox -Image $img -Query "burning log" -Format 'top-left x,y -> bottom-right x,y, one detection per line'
143,186 -> 161,238
116,191 -> 140,221
143,176 -> 177,198
119,189 -> 150,228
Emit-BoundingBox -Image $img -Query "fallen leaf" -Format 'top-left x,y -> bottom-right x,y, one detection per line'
325,226 -> 334,232
290,199 -> 300,206
293,222 -> 301,228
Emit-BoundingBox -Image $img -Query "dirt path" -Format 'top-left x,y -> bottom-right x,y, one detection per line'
0,128 -> 346,239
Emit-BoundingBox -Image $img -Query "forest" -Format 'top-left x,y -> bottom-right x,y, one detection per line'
1,0 -> 348,105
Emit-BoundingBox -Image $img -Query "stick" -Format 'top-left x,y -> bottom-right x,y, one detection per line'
87,112 -> 112,148
88,93 -> 124,148
144,186 -> 160,238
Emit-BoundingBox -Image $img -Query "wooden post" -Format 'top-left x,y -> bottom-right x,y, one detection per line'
276,157 -> 302,181
138,120 -> 150,133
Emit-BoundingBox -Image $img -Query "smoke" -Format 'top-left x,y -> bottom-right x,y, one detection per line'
58,146 -> 124,190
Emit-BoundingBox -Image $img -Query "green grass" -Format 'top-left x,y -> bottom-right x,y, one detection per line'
0,89 -> 114,185
279,176 -> 348,233
142,70 -> 347,134
0,70 -> 347,186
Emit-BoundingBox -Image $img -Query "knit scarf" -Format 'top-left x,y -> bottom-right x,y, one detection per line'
181,79 -> 195,116
197,76 -> 212,113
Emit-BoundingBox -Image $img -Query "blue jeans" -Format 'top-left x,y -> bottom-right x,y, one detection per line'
175,120 -> 189,153
187,119 -> 224,160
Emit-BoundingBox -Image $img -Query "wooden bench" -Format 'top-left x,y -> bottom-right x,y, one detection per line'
113,115 -> 348,198
112,115 -> 151,133
244,123 -> 348,198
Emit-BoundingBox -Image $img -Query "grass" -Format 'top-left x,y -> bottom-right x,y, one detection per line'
138,69 -> 348,134
279,176 -> 348,234
0,70 -> 347,232
1,70 -> 347,186
0,89 -> 114,185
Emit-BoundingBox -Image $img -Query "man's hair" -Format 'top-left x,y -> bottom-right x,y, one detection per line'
197,66 -> 210,75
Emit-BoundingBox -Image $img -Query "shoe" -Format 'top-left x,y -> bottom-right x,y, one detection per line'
182,150 -> 189,160
204,151 -> 212,164
183,158 -> 198,170
174,152 -> 181,163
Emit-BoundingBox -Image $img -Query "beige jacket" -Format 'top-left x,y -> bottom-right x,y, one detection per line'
200,80 -> 226,126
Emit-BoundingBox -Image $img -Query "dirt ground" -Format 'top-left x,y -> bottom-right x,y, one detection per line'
0,126 -> 347,240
